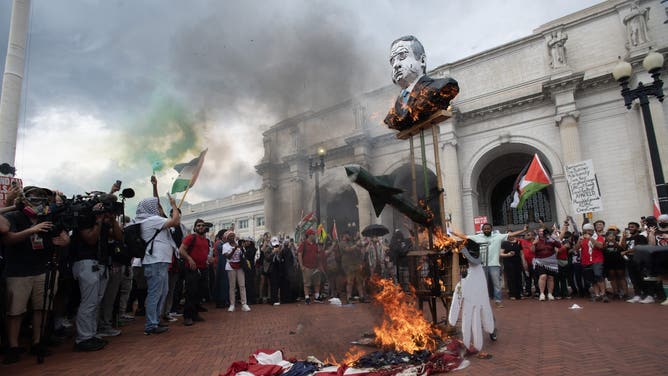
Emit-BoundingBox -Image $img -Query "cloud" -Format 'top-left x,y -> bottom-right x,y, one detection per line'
2,0 -> 603,209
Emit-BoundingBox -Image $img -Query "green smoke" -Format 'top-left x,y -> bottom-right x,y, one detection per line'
120,93 -> 205,172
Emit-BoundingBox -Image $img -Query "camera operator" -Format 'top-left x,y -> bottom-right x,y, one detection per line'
1,186 -> 70,364
70,188 -> 123,352
179,219 -> 212,326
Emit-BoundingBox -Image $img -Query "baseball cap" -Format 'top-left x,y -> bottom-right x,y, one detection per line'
23,186 -> 52,197
583,223 -> 595,231
271,236 -> 280,247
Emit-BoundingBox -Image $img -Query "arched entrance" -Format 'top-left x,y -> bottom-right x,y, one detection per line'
478,152 -> 555,227
323,186 -> 359,236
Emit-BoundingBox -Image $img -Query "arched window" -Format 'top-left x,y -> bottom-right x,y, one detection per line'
491,175 -> 552,226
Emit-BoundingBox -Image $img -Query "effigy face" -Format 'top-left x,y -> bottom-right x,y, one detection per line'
384,36 -> 459,132
390,40 -> 423,89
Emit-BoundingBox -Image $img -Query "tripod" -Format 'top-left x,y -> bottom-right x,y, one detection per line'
37,246 -> 60,364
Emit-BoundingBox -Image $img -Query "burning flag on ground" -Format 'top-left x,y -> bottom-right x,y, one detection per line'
171,149 -> 208,194
510,153 -> 552,210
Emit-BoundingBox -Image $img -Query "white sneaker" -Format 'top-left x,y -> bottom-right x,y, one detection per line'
241,304 -> 251,312
273,302 -> 281,306
661,298 -> 668,306
228,305 -> 235,312
539,293 -> 546,301
547,293 -> 555,301
640,296 -> 655,304
626,295 -> 641,303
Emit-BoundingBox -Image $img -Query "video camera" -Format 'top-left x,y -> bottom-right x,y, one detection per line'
37,192 -> 124,237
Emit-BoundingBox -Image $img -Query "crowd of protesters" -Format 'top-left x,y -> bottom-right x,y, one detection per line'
453,215 -> 668,308
1,176 -> 666,365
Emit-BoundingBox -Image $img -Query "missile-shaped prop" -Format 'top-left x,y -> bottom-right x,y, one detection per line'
344,164 -> 431,226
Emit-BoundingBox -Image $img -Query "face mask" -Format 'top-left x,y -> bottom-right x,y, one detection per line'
22,205 -> 38,218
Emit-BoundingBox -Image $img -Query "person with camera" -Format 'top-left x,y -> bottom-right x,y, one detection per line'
223,230 -> 251,312
2,186 -> 70,363
179,219 -> 212,326
70,189 -> 123,352
136,195 -> 180,334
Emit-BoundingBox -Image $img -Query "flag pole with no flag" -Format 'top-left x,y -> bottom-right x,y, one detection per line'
170,149 -> 208,209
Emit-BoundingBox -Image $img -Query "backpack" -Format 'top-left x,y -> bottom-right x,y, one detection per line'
123,222 -> 160,259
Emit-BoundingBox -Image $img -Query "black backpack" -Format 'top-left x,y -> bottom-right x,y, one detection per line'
123,222 -> 160,259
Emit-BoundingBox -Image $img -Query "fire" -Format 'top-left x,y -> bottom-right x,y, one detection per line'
372,278 -> 442,353
432,227 -> 460,252
324,347 -> 368,367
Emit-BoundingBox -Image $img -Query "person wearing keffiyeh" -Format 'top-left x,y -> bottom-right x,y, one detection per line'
135,194 -> 181,334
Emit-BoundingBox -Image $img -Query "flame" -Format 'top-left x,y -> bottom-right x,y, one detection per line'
325,347 -> 369,367
372,278 -> 442,352
433,227 -> 460,252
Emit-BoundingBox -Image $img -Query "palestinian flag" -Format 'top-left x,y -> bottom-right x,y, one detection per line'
171,149 -> 208,194
294,211 -> 317,243
510,154 -> 552,210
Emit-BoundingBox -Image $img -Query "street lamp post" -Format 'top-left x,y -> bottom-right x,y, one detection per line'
309,147 -> 326,228
612,51 -> 667,214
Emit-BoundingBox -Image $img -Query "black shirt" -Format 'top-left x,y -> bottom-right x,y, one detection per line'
70,222 -> 111,264
500,240 -> 522,263
3,211 -> 52,277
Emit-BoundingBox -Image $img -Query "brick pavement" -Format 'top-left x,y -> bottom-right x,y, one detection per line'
3,297 -> 667,376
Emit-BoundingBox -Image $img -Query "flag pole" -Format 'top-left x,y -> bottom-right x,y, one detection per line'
177,184 -> 192,209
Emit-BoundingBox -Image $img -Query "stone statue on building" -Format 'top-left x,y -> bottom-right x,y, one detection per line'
384,35 -> 459,132
547,30 -> 568,69
623,1 -> 651,47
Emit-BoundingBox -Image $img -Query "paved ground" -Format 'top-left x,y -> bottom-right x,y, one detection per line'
3,296 -> 667,376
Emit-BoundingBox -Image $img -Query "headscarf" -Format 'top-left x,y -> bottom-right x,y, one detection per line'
136,197 -> 161,221
223,230 -> 235,242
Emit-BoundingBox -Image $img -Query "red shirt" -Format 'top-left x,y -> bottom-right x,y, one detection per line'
298,240 -> 320,269
556,245 -> 569,260
182,234 -> 210,269
533,238 -> 558,259
518,239 -> 534,264
580,234 -> 604,266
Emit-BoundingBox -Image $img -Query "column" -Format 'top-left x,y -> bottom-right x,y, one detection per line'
441,125 -> 464,231
0,0 -> 31,166
352,184 -> 373,233
555,111 -> 582,165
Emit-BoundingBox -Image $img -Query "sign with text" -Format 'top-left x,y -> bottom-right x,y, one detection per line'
473,215 -> 488,232
0,176 -> 23,207
565,160 -> 603,214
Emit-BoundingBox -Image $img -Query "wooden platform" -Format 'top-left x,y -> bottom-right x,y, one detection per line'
395,110 -> 452,140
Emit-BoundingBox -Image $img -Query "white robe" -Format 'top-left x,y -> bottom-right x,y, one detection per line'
448,263 -> 495,351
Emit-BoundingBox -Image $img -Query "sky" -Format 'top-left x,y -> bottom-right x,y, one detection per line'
0,0 -> 603,212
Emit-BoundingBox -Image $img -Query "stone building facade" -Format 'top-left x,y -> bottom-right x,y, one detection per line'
180,188 -> 265,239
257,0 -> 668,235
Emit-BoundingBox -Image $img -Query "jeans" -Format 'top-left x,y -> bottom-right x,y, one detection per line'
484,265 -> 502,302
72,260 -> 107,343
143,262 -> 169,331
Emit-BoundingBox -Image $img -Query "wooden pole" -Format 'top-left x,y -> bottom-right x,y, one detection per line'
177,184 -> 192,209
409,136 -> 419,244
419,129 -> 433,250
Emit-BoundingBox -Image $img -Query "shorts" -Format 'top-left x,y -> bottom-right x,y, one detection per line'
604,252 -> 626,272
583,262 -> 605,284
6,273 -> 58,316
301,267 -> 321,289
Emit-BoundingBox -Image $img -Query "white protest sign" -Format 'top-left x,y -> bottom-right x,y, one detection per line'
565,160 -> 603,214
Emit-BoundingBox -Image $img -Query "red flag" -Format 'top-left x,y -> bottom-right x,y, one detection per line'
332,219 -> 339,241
654,199 -> 661,218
